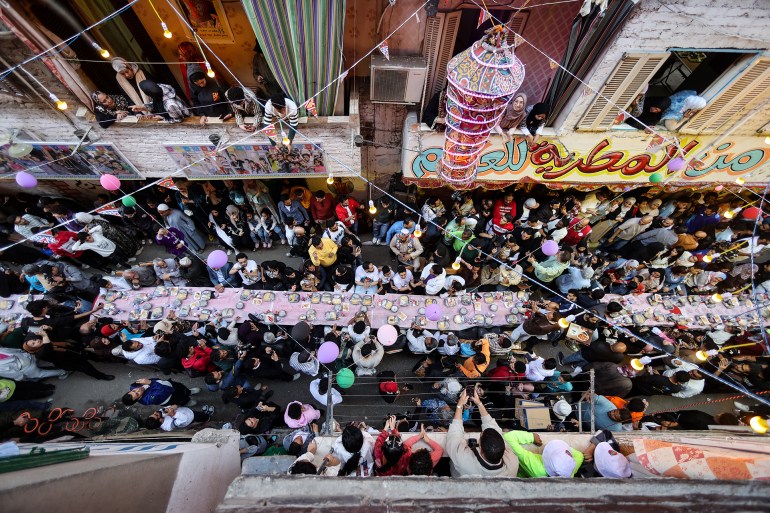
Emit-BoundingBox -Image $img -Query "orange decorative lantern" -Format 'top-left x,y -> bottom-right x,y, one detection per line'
438,27 -> 525,188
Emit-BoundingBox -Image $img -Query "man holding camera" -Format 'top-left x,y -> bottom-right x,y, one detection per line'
445,387 -> 519,477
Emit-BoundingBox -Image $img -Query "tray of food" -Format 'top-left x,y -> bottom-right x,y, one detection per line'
437,320 -> 449,330
473,314 -> 485,325
453,314 -> 465,324
483,293 -> 494,304
387,315 -> 398,325
444,297 -> 458,307
150,307 -> 164,320
262,292 -> 275,302
306,309 -> 316,321
201,290 -> 213,301
310,293 -> 321,304
325,311 -> 337,321
322,292 -> 332,304
399,295 -> 409,307
240,290 -> 251,301
332,294 -> 342,305
221,308 -> 235,318
350,294 -> 362,305
383,299 -> 393,310
647,294 -> 662,306
362,295 -> 373,306
288,293 -> 300,303
179,306 -> 190,317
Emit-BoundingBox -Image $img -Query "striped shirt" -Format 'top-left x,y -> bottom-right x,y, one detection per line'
262,97 -> 299,129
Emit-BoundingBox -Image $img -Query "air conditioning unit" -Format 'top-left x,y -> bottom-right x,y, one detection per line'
370,55 -> 427,104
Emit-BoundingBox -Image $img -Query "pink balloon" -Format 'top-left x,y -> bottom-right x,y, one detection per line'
668,156 -> 687,172
15,171 -> 37,188
100,174 -> 121,191
206,249 -> 228,268
542,239 -> 559,256
714,185 -> 724,192
377,324 -> 398,346
426,304 -> 442,321
317,341 -> 340,363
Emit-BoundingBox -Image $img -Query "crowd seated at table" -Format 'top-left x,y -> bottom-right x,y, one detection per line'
0,180 -> 768,478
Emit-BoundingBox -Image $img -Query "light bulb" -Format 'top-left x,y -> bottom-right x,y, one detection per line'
92,42 -> 110,59
703,254 -> 713,263
368,200 -> 376,214
56,100 -> 68,110
736,177 -> 745,185
205,62 -> 215,78
326,174 -> 334,185
630,358 -> 645,371
413,228 -> 422,238
765,136 -> 770,145
750,416 -> 769,434
558,318 -> 570,329
452,257 -> 461,271
281,132 -> 290,146
724,210 -> 735,219
711,293 -> 723,303
162,22 -> 172,39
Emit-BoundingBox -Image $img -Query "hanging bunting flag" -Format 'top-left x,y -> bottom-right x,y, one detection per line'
260,124 -> 277,139
379,39 -> 390,61
477,9 -> 491,28
31,232 -> 56,244
94,204 -> 123,216
303,98 -> 318,117
646,134 -> 665,152
157,177 -> 179,191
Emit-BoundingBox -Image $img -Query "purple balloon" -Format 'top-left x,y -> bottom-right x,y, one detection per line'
668,156 -> 686,172
207,249 -> 228,268
317,341 -> 340,364
542,239 -> 559,256
15,171 -> 37,189
426,304 -> 442,321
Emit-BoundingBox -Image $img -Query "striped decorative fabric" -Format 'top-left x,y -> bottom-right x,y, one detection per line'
240,0 -> 346,116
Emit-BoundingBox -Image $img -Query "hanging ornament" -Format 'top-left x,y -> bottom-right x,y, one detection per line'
649,172 -> 664,183
438,27 -> 525,187
378,39 -> 390,61
15,171 -> 37,188
668,156 -> 686,172
100,174 -> 121,191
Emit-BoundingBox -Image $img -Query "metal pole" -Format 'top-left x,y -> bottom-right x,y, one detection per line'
323,370 -> 335,435
589,369 -> 596,434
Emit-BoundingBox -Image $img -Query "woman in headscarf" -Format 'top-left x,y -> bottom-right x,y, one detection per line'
223,205 -> 252,250
111,57 -> 151,107
659,90 -> 707,130
493,93 -> 528,142
74,212 -> 141,259
91,91 -> 137,129
624,97 -> 671,131
588,197 -> 637,244
522,102 -> 549,145
138,80 -> 191,123
177,42 -> 228,101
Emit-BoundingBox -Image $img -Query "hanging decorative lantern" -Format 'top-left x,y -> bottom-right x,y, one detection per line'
438,27 -> 525,188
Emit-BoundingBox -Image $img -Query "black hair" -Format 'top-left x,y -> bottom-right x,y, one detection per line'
144,415 -> 162,430
499,336 -> 512,349
606,301 -> 623,314
121,340 -> 138,351
218,328 -> 230,340
674,370 -> 691,383
479,428 -> 505,463
376,435 -> 405,474
408,448 -> 434,475
543,358 -> 557,370
280,193 -> 290,202
289,461 -> 317,475
311,236 -> 322,247
270,94 -> 286,108
121,392 -> 138,406
235,252 -> 247,260
318,376 -> 329,395
154,341 -> 172,357
204,373 -> 219,385
221,386 -> 238,404
353,321 -> 366,334
590,289 -> 606,300
396,265 -> 406,274
338,425 -> 364,476
287,441 -> 303,456
25,300 -> 49,317
513,361 -> 526,373
473,352 -> 487,365
360,342 -> 374,357
628,398 -> 646,412
287,402 -> 302,420
381,265 -> 391,274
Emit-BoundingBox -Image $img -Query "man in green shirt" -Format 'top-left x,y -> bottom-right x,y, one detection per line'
527,250 -> 571,283
450,229 -> 475,253
502,430 -> 583,478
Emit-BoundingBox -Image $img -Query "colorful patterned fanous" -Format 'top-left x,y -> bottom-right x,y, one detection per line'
438,27 -> 525,188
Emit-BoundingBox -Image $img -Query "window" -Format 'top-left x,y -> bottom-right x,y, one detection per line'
578,50 -> 769,133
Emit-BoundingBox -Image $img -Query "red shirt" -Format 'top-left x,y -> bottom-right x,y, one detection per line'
561,218 -> 591,246
373,429 -> 411,476
335,199 -> 360,227
493,199 -> 516,225
48,231 -> 83,257
310,193 -> 336,220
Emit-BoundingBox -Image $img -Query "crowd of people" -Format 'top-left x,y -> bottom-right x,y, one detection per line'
1,176 -> 769,479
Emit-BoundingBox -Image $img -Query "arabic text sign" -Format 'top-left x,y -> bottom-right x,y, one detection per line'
405,132 -> 770,184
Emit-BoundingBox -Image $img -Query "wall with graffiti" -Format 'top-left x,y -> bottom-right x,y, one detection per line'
402,113 -> 770,188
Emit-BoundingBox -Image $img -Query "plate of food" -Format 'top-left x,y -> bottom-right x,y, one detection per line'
453,314 -> 465,324
150,307 -> 164,320
444,297 -> 458,307
383,300 -> 393,310
362,295 -> 373,306
310,293 -> 321,304
437,320 -> 449,330
390,305 -> 399,313
387,315 -> 398,325
647,294 -> 662,306
633,314 -> 647,325
235,302 -> 245,310
483,293 -> 494,304
399,295 -> 409,307
178,306 -> 190,317
350,294 -> 362,305
325,311 -> 338,321
460,295 -> 472,306
288,293 -> 300,303
0,299 -> 14,310
322,292 -> 332,304
505,314 -> 518,324
262,292 -> 275,302
240,290 -> 251,301
201,290 -> 213,301
306,310 -> 316,321
221,308 -> 235,318
473,314 -> 485,325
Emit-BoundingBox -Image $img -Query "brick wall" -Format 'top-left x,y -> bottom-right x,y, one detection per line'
557,0 -> 770,135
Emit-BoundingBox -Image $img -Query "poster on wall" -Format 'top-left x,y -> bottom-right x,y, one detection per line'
175,0 -> 235,44
0,140 -> 142,180
164,142 -> 328,179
